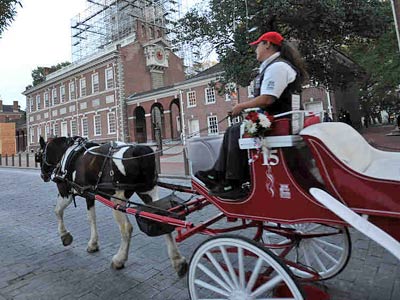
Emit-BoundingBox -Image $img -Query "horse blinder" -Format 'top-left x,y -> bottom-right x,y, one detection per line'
35,151 -> 43,164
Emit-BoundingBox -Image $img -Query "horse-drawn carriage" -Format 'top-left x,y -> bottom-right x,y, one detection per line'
36,111 -> 400,300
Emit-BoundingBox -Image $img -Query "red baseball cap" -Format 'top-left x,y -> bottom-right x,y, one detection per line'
249,31 -> 284,46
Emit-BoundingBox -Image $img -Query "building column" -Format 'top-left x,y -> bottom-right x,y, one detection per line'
116,47 -> 129,142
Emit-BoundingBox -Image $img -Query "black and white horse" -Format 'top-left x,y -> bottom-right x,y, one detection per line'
36,136 -> 187,276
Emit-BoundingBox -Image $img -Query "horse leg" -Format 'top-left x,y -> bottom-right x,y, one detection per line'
55,194 -> 73,246
165,233 -> 188,277
138,186 -> 188,277
111,190 -> 133,270
85,197 -> 99,253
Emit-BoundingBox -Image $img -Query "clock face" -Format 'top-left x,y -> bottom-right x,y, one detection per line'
155,47 -> 165,63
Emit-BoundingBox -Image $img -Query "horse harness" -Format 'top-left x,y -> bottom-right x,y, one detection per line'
52,139 -> 149,198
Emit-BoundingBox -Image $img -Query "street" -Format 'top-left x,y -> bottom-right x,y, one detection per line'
0,168 -> 399,300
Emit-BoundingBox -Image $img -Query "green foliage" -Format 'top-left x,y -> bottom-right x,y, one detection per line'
0,0 -> 22,37
345,26 -> 400,115
31,62 -> 71,86
177,0 -> 392,90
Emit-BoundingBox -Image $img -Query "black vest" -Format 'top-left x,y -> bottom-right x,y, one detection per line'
253,57 -> 299,115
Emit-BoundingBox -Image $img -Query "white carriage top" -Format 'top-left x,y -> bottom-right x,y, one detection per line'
300,122 -> 400,181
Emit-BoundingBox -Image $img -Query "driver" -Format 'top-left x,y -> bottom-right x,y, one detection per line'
195,31 -> 308,199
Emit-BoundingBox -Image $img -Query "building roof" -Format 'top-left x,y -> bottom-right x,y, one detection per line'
129,84 -> 176,99
188,63 -> 224,80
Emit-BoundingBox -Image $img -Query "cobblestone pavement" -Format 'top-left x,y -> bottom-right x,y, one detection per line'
0,168 -> 399,300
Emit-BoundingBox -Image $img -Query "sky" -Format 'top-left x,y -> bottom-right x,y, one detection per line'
0,0 -> 201,110
0,0 -> 88,109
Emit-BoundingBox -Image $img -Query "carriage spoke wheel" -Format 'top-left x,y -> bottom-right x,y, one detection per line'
262,223 -> 351,280
188,235 -> 304,300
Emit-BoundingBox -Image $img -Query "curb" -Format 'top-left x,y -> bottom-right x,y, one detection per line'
369,142 -> 400,152
0,166 -> 40,171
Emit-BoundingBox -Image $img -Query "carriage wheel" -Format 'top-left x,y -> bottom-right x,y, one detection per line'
188,235 -> 304,300
262,222 -> 351,280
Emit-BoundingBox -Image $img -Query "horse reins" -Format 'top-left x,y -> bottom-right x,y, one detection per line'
80,114 -> 233,161
38,114 -> 234,177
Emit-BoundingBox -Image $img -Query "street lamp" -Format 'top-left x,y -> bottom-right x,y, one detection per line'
178,89 -> 190,175
391,0 -> 400,53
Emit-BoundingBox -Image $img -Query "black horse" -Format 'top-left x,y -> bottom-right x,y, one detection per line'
36,136 -> 187,275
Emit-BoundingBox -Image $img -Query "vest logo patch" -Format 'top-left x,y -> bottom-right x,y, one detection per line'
266,80 -> 275,90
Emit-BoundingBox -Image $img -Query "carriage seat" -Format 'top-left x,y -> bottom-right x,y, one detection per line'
300,122 -> 400,181
186,135 -> 223,175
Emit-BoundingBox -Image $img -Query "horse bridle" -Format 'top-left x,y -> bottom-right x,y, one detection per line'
36,144 -> 57,167
36,140 -> 65,182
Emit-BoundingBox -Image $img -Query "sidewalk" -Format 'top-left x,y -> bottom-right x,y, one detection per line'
158,143 -> 186,176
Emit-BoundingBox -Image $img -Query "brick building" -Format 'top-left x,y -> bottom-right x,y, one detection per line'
24,40 -> 340,149
127,64 -> 243,143
0,100 -> 26,153
126,64 -> 339,142
0,100 -> 23,122
24,29 -> 185,151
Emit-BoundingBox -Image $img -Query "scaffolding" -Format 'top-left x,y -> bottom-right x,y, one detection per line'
71,0 -> 183,62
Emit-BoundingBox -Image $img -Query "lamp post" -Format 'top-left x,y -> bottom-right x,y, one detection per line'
391,0 -> 400,53
178,89 -> 190,175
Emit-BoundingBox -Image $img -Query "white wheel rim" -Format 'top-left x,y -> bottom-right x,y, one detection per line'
263,223 -> 350,279
188,237 -> 304,300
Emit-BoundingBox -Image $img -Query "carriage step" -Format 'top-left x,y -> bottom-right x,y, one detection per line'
310,188 -> 400,261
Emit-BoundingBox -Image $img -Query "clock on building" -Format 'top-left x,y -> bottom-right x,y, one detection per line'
154,46 -> 165,64
143,42 -> 169,70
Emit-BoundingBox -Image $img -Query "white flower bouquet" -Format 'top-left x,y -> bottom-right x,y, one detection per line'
243,110 -> 274,137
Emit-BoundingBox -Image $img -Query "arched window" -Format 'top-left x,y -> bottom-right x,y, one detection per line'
149,27 -> 154,39
141,24 -> 146,38
151,104 -> 164,141
169,98 -> 180,140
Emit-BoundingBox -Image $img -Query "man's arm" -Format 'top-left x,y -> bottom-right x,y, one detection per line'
231,94 -> 276,117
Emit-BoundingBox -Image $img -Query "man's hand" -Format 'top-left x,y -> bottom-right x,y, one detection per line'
231,103 -> 244,117
230,95 -> 274,117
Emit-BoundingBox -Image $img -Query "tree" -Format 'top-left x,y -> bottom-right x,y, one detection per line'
345,26 -> 400,116
31,62 -> 71,86
176,0 -> 392,90
0,0 -> 22,37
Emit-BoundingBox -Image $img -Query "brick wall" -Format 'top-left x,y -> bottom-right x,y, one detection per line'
151,72 -> 164,89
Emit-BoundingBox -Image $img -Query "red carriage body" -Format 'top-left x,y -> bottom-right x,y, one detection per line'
191,120 -> 400,240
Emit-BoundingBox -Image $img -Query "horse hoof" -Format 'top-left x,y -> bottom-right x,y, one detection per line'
177,261 -> 188,278
61,233 -> 73,246
111,261 -> 125,270
87,245 -> 99,253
